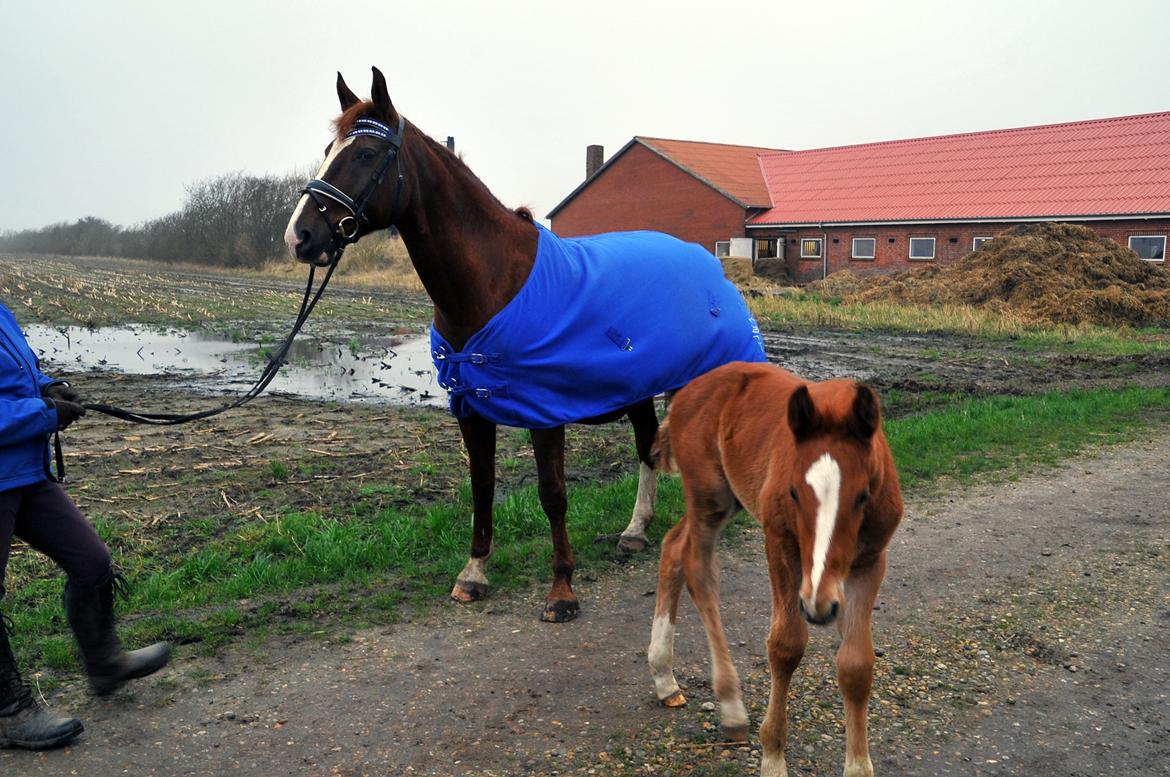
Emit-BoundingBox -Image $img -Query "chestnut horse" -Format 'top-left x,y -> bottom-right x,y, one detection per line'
284,68 -> 764,622
647,362 -> 903,777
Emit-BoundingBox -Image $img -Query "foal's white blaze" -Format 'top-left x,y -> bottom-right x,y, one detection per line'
805,453 -> 841,602
647,614 -> 681,700
283,136 -> 358,257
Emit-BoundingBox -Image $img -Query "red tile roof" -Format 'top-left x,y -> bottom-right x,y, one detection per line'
635,137 -> 783,208
750,111 -> 1170,225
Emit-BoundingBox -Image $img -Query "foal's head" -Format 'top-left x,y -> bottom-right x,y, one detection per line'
285,67 -> 412,266
785,382 -> 882,626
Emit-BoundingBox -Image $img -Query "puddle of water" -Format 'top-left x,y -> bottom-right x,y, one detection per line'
24,324 -> 447,408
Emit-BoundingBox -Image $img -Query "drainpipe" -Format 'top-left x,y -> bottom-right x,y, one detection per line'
820,224 -> 828,279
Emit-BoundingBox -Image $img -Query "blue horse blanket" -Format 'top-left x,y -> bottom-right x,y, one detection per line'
430,225 -> 766,428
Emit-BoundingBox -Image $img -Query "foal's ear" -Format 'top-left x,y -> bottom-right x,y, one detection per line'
847,383 -> 880,441
370,66 -> 399,123
337,72 -> 360,111
787,385 -> 817,441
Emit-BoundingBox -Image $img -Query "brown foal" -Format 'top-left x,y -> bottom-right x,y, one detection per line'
647,362 -> 903,777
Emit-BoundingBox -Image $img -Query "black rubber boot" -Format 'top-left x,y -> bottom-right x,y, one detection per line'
63,571 -> 171,697
0,615 -> 84,749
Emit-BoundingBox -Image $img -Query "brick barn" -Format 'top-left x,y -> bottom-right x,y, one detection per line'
548,111 -> 1170,284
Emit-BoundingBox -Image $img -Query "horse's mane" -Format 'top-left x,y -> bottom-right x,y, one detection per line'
334,101 -> 532,225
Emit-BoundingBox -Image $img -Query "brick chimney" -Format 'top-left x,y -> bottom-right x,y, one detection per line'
586,144 -> 604,179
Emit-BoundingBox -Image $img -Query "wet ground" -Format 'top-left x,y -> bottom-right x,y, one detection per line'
2,257 -> 1169,775
25,323 -> 446,407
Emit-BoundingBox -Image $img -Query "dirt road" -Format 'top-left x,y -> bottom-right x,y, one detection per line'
3,431 -> 1167,777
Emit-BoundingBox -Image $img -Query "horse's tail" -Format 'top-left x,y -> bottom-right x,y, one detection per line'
650,419 -> 677,474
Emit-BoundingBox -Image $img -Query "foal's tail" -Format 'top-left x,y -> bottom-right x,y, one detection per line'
650,420 -> 677,474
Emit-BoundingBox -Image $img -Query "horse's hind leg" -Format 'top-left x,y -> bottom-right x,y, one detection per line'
648,518 -> 688,707
452,414 -> 496,602
836,552 -> 887,777
618,399 -> 659,552
530,425 -> 579,622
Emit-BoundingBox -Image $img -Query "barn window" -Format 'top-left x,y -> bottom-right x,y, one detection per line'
714,241 -> 731,257
800,238 -> 822,259
972,236 -> 993,251
1128,235 -> 1166,261
851,238 -> 876,260
908,237 -> 936,260
755,239 -> 779,259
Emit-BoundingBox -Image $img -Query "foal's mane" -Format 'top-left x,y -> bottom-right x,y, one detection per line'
333,101 -> 534,223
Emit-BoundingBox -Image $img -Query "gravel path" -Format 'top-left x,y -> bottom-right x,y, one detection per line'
3,433 -> 1167,777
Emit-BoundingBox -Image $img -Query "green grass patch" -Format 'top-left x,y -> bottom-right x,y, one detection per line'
5,387 -> 1170,672
885,386 -> 1170,491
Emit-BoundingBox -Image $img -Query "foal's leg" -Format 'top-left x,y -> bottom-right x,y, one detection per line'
618,399 -> 659,553
530,426 -> 579,622
759,543 -> 808,777
682,499 -> 750,740
836,553 -> 887,777
648,519 -> 688,706
451,414 -> 497,602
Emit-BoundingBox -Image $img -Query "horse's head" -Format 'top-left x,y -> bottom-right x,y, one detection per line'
285,67 -> 409,266
786,381 -> 882,626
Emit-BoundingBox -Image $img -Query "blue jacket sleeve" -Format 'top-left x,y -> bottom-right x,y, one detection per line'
0,397 -> 57,446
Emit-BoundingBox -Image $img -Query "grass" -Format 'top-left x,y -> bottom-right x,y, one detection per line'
886,386 -> 1170,491
6,385 -> 1170,674
749,291 -> 1170,354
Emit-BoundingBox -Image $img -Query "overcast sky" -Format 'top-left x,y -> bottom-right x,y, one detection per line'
2,0 -> 1168,233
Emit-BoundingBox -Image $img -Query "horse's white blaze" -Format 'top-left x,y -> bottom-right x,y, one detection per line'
647,614 -> 680,700
805,453 -> 841,602
284,137 -> 358,256
620,463 -> 657,540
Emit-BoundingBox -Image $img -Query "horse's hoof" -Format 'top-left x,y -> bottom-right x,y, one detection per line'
617,534 -> 647,553
722,723 -> 750,741
540,599 -> 579,623
661,691 -> 687,708
450,580 -> 488,602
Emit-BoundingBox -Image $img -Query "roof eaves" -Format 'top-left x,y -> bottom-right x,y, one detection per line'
744,211 -> 1170,228
634,138 -> 767,209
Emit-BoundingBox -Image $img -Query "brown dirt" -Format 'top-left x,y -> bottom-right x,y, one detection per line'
3,429 -> 1167,777
810,223 -> 1170,327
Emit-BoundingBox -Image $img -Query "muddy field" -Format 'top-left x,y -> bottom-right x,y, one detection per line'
2,256 -> 1169,775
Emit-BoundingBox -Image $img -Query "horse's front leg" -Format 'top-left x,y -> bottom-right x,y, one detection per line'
760,541 -> 808,777
836,553 -> 887,777
618,399 -> 659,553
530,425 -> 578,622
451,414 -> 497,602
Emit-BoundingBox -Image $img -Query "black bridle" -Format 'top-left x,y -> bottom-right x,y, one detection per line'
301,115 -> 406,252
59,115 -> 409,480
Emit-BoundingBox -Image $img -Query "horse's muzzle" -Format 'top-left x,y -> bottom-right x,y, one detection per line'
799,597 -> 839,626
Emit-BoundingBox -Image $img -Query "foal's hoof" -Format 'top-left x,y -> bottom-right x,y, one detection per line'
540,599 -> 579,623
660,690 -> 687,708
617,534 -> 648,553
450,580 -> 488,602
722,723 -> 750,742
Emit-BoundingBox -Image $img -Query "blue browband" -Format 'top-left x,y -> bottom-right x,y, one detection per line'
346,116 -> 405,144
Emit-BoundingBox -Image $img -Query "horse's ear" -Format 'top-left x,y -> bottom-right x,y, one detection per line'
787,385 -> 817,441
337,72 -> 360,111
370,66 -> 399,123
847,383 -> 880,441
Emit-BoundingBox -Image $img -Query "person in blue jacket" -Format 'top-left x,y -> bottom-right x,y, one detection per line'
0,302 -> 170,749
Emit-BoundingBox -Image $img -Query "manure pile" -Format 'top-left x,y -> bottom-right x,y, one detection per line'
812,223 -> 1170,327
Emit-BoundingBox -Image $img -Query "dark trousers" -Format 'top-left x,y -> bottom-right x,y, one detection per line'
0,480 -> 111,601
